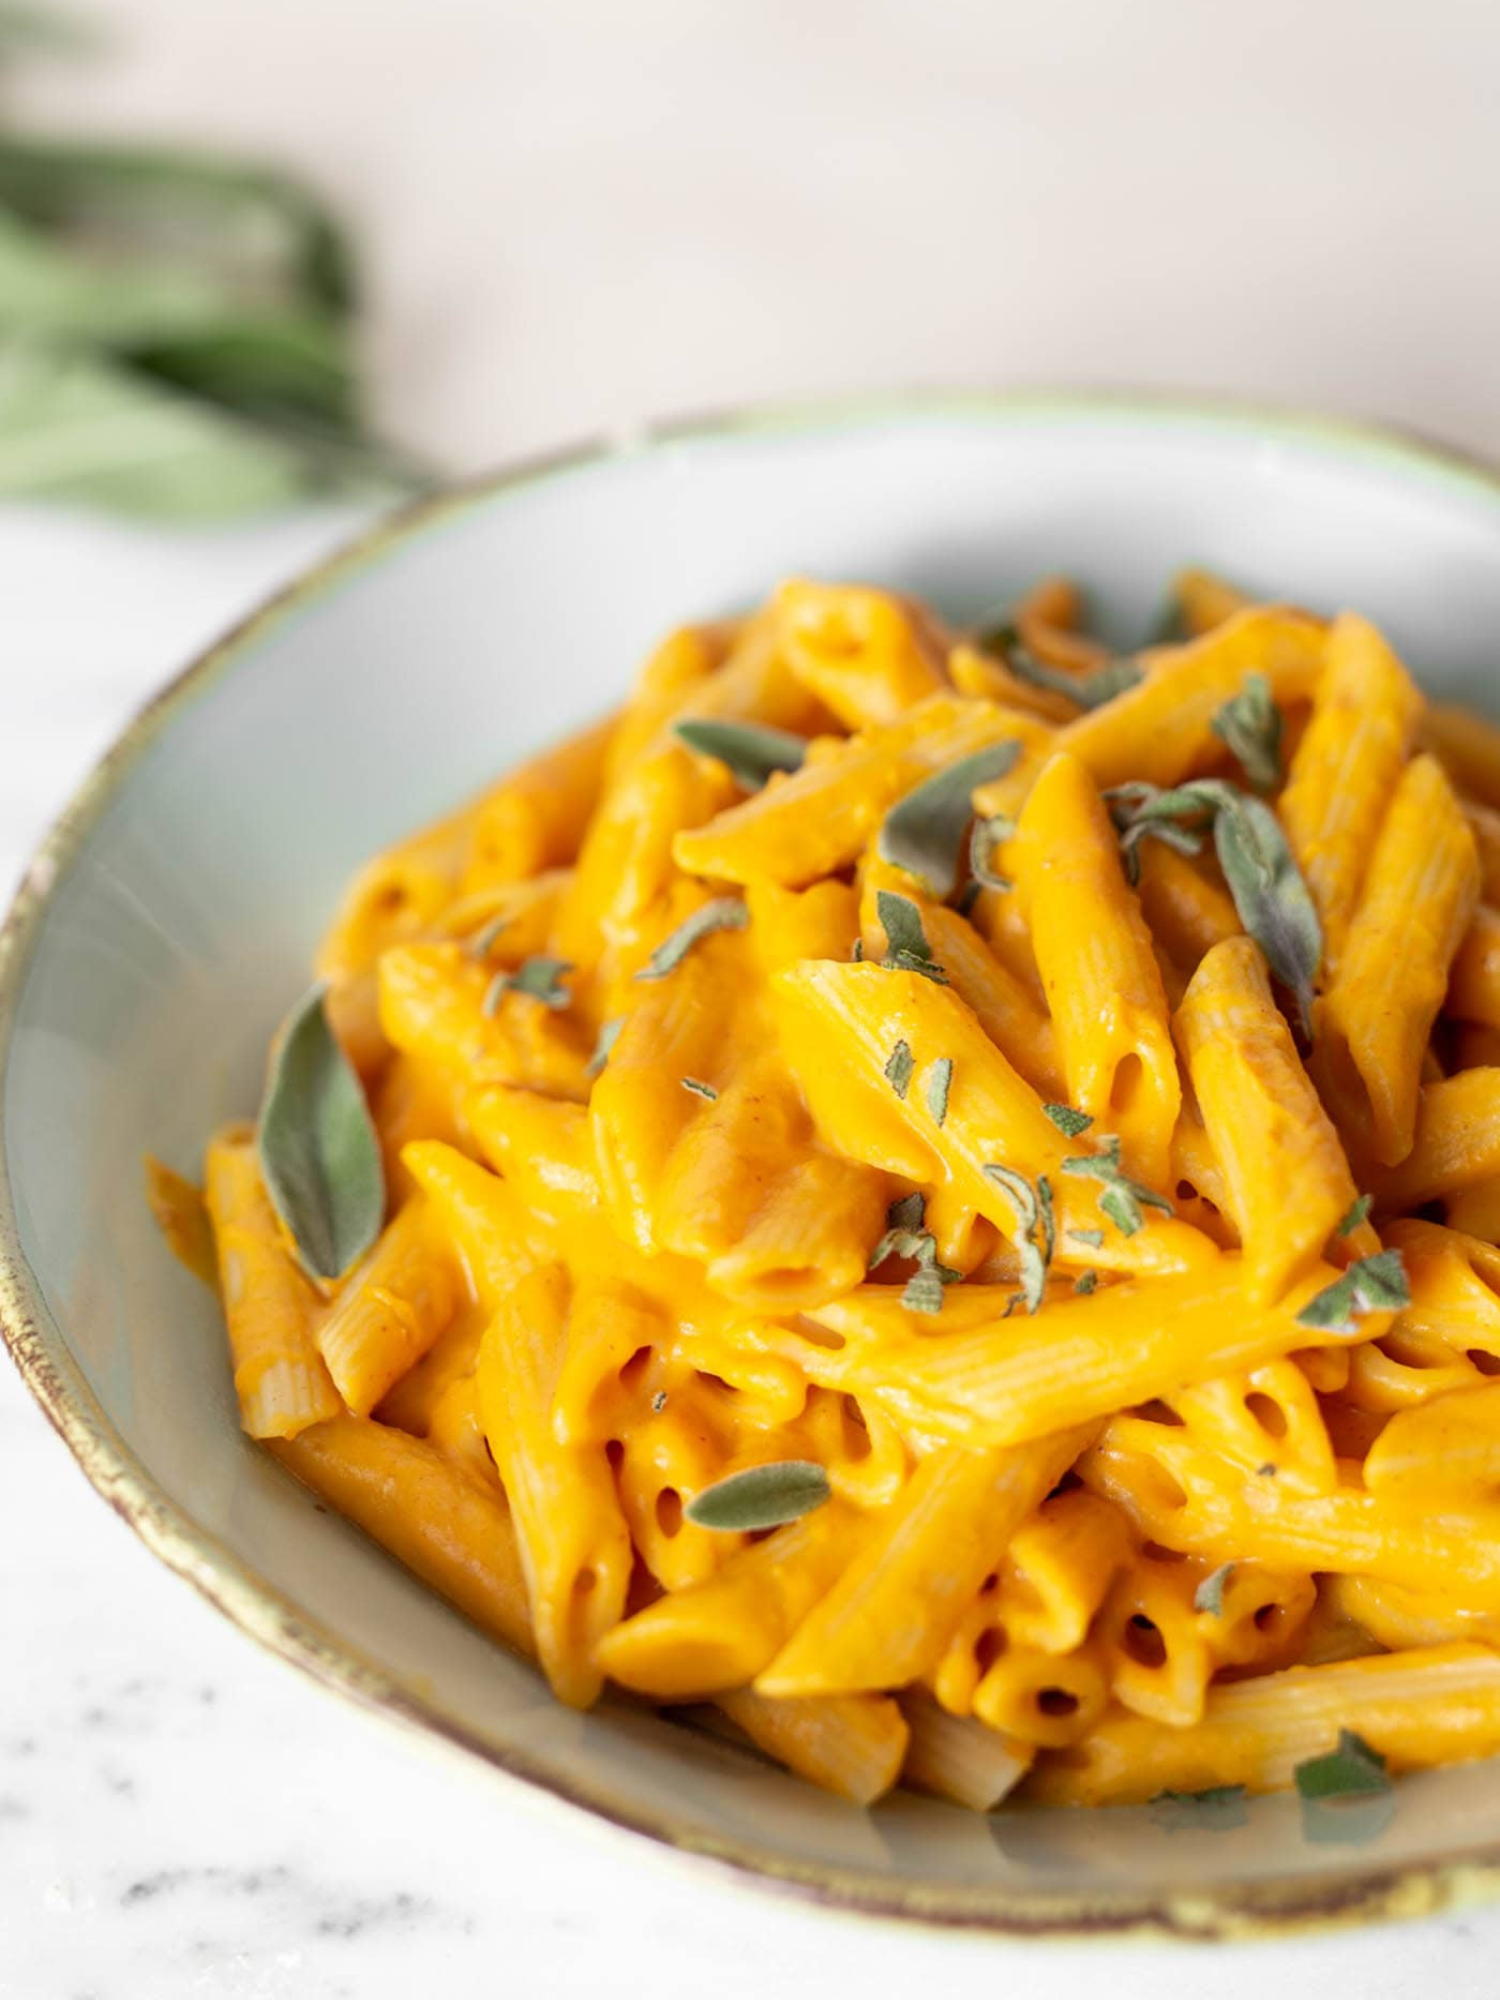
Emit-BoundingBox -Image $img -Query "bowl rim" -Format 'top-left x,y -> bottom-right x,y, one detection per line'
11,387 -> 1500,1944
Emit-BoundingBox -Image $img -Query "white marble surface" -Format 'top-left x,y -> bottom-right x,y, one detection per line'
14,0 -> 1500,1988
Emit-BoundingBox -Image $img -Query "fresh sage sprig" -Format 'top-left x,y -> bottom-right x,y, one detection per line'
0,116 -> 419,515
672,718 -> 807,790
1295,1250 -> 1410,1333
877,742 -> 1023,897
257,982 -> 384,1282
685,1461 -> 831,1532
1105,777 -> 1322,1037
1058,1133 -> 1173,1238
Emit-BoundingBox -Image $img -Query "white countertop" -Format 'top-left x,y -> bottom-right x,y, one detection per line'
11,0 -> 1500,1988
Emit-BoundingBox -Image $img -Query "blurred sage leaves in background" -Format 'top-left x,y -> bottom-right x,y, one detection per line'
0,4 -> 423,516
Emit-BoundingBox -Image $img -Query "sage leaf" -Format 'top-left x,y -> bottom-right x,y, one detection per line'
680,1076 -> 717,1100
1211,672 -> 1282,791
981,1162 -> 1052,1312
1294,1731 -> 1390,1801
1295,1250 -> 1410,1333
672,717 -> 807,789
1212,792 -> 1322,1038
875,889 -> 948,983
1059,1133 -> 1173,1238
484,954 -> 572,1014
1194,1563 -> 1233,1616
1073,1270 -> 1099,1296
587,1016 -> 624,1077
258,982 -> 384,1282
1149,1786 -> 1249,1832
974,621 -> 1144,711
685,1460 -> 831,1533
1336,1193 -> 1373,1237
968,813 -> 1015,893
926,1056 -> 953,1127
877,742 -> 1023,897
1043,1102 -> 1093,1138
636,897 -> 748,980
884,1039 -> 915,1100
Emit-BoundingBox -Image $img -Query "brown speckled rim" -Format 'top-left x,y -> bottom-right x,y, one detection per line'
11,389 -> 1500,1945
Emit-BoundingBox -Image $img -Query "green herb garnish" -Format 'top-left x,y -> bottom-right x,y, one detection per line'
587,1016 -> 624,1077
981,1163 -> 1054,1313
1337,1193 -> 1373,1238
1105,779 -> 1321,1036
877,742 -> 1023,897
875,890 -> 949,983
974,621 -> 1144,711
484,954 -> 573,1015
1059,1133 -> 1174,1238
465,913 -> 510,960
884,1039 -> 915,1100
1294,1731 -> 1390,1801
685,1460 -> 831,1532
1211,672 -> 1282,792
257,982 -> 384,1282
672,718 -> 807,789
1068,1227 -> 1105,1249
636,897 -> 749,980
1194,1563 -> 1234,1616
680,1076 -> 717,1101
1073,1270 -> 1099,1296
1295,1250 -> 1410,1333
1149,1785 -> 1249,1832
867,1191 -> 962,1314
926,1057 -> 953,1127
1043,1102 -> 1093,1138
967,813 -> 1015,894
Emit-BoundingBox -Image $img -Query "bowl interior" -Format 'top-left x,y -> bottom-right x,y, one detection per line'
10,399 -> 1500,1931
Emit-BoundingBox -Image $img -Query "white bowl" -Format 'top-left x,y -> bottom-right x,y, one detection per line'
10,394 -> 1500,1940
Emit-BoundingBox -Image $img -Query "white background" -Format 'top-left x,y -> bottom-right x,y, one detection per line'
7,2 -> 1500,1993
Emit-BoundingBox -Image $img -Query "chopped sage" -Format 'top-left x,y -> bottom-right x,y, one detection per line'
257,982 -> 384,1282
680,1075 -> 717,1101
1214,791 -> 1321,1039
1337,1193 -> 1373,1237
1073,1270 -> 1099,1296
1043,1102 -> 1093,1138
877,742 -> 1022,897
884,1038 -> 915,1099
868,1191 -> 962,1313
1059,1134 -> 1174,1238
1211,671 -> 1282,791
685,1460 -> 831,1533
1294,1731 -> 1391,1801
981,1162 -> 1053,1312
672,717 -> 807,789
650,1389 -> 668,1413
926,1056 -> 953,1127
875,890 -> 949,983
587,1016 -> 624,1077
465,912 -> 510,960
1295,1250 -> 1410,1333
1149,1785 -> 1249,1832
968,813 -> 1015,894
1194,1563 -> 1234,1616
484,954 -> 572,1015
636,897 -> 748,980
1068,1228 -> 1105,1250
974,620 -> 1144,711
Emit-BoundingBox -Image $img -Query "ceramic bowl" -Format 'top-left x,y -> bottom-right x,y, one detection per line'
10,395 -> 1500,1942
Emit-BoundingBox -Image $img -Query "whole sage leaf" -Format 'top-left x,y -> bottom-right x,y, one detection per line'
877,740 -> 1022,896
258,982 -> 384,1282
1213,793 -> 1322,1037
684,1461 -> 831,1532
672,718 -> 807,789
